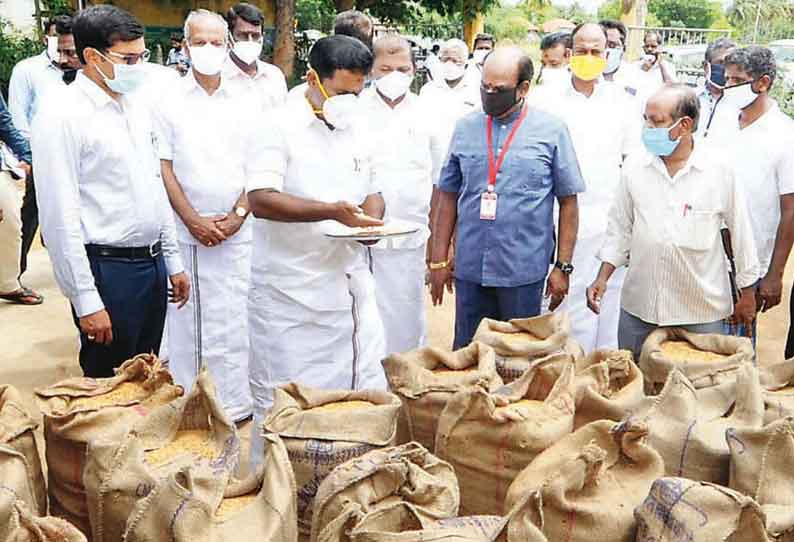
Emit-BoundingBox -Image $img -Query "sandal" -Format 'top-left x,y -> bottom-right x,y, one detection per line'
0,287 -> 44,305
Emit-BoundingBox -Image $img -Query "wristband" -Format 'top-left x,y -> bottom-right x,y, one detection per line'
429,261 -> 449,270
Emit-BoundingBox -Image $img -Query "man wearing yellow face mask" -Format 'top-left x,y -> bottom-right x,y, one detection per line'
245,35 -> 387,467
530,22 -> 643,353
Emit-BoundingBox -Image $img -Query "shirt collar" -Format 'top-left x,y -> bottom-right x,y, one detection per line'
183,70 -> 232,97
644,141 -> 707,176
74,71 -> 116,109
364,86 -> 416,111
224,57 -> 266,80
292,90 -> 324,128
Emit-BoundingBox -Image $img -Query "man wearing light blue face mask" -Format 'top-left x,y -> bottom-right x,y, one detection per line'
587,84 -> 759,360
31,5 -> 190,377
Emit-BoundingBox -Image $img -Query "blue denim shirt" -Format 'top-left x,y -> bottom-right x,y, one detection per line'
0,94 -> 32,164
438,106 -> 585,287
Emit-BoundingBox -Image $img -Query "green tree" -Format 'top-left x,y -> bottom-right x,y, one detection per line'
0,19 -> 41,99
296,0 -> 336,31
597,0 -> 622,21
648,0 -> 719,28
485,5 -> 532,42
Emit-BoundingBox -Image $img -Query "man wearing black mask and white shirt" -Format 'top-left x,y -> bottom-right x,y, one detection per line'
32,5 -> 190,377
695,37 -> 739,141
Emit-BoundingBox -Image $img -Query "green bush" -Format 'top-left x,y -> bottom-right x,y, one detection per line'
0,20 -> 41,100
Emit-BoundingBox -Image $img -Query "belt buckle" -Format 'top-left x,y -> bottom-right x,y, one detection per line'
148,241 -> 161,258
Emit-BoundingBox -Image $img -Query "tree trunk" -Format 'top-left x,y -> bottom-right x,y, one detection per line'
334,0 -> 356,12
273,0 -> 296,81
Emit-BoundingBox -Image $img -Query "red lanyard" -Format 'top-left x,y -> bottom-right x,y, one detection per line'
486,106 -> 529,192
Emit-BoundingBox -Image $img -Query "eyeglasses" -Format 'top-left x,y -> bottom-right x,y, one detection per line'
103,49 -> 151,65
58,49 -> 78,58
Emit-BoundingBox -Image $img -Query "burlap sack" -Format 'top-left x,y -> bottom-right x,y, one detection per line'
572,350 -> 645,429
639,328 -> 753,394
435,362 -> 576,515
383,342 -> 503,450
759,359 -> 794,424
122,433 -> 297,542
311,442 -> 459,542
472,313 -> 583,383
0,385 -> 45,515
263,384 -> 402,539
84,370 -> 238,542
0,495 -> 86,542
35,354 -> 183,535
634,478 -> 772,542
629,364 -> 764,485
503,419 -> 663,542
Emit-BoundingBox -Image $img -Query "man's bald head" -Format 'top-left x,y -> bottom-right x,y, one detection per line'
646,83 -> 700,132
571,22 -> 607,49
482,47 -> 533,88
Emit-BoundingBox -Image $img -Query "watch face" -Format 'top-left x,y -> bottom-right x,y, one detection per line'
235,207 -> 247,218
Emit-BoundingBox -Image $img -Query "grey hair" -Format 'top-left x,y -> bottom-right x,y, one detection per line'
440,38 -> 468,59
667,83 -> 701,132
725,45 -> 777,86
705,37 -> 737,63
184,9 -> 228,43
644,30 -> 662,44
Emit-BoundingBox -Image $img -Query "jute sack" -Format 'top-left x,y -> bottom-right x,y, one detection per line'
435,362 -> 576,515
263,384 -> 402,539
634,478 -> 772,542
0,496 -> 86,542
311,442 -> 459,542
503,419 -> 664,542
382,342 -> 503,450
0,385 -> 45,515
629,364 -> 764,485
84,370 -> 238,542
35,354 -> 183,535
122,433 -> 297,542
759,359 -> 794,424
639,328 -> 753,394
472,313 -> 583,383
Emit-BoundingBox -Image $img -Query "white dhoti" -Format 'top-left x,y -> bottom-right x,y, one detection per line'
370,246 -> 427,356
168,241 -> 253,422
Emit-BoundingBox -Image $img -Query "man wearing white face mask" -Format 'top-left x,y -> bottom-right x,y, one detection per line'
246,35 -> 387,466
466,33 -> 495,77
31,5 -> 190,378
223,3 -> 287,110
361,35 -> 445,354
154,9 -> 264,422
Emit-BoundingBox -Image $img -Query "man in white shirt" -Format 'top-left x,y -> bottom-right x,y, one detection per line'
531,22 -> 642,352
723,46 -> 794,342
31,5 -> 190,377
466,33 -> 495,78
223,3 -> 287,111
246,35 -> 387,463
587,85 -> 758,359
536,31 -> 571,87
632,31 -> 678,104
157,10 -> 263,422
695,37 -> 740,141
362,35 -> 444,354
599,19 -> 641,96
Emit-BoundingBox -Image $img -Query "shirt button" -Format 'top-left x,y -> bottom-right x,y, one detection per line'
501,125 -> 506,130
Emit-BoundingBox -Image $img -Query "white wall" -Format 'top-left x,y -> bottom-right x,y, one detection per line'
0,0 -> 38,35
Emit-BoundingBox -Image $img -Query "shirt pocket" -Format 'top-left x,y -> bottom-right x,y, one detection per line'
675,209 -> 720,252
506,150 -> 551,194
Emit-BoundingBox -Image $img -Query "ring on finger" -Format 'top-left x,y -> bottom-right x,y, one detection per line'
87,335 -> 96,340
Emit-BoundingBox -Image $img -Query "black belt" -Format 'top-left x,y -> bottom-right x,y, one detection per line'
85,242 -> 162,260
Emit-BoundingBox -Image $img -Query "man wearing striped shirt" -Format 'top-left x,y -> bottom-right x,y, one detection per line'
586,84 -> 759,359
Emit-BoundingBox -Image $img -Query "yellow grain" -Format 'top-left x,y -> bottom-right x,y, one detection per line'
660,341 -> 729,363
216,494 -> 257,519
498,331 -> 542,346
310,400 -> 376,413
144,429 -> 216,466
70,382 -> 149,409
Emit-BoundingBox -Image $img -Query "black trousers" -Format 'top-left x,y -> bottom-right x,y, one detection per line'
786,283 -> 794,359
19,175 -> 38,276
71,253 -> 168,377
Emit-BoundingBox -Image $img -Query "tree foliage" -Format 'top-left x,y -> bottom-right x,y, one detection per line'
0,19 -> 41,99
648,0 -> 720,29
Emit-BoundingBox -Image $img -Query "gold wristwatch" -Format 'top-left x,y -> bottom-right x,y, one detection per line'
429,261 -> 449,270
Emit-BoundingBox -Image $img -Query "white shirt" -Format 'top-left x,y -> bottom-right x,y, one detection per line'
419,75 -> 482,161
695,87 -> 740,143
727,103 -> 794,275
359,87 -> 443,250
8,51 -> 64,139
530,77 -> 643,237
31,73 -> 183,317
630,59 -> 678,104
155,73 -> 269,245
247,96 -> 380,311
599,146 -> 759,326
222,58 -> 287,111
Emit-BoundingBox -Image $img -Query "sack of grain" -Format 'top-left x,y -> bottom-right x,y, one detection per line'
472,313 -> 583,383
572,350 -> 645,429
629,364 -> 763,485
634,478 -> 772,542
83,369 -> 238,542
0,496 -> 87,542
122,433 -> 297,542
435,362 -> 576,515
383,342 -> 503,450
759,359 -> 794,424
503,419 -> 664,542
312,442 -> 459,542
263,384 -> 402,539
639,328 -> 753,394
0,385 -> 45,515
35,354 -> 183,535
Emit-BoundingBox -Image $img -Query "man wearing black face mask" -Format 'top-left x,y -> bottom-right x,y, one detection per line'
430,47 -> 585,349
695,37 -> 738,140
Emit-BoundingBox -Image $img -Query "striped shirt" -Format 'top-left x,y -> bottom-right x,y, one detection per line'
599,145 -> 759,326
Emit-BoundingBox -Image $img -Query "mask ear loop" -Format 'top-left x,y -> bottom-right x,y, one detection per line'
306,68 -> 328,115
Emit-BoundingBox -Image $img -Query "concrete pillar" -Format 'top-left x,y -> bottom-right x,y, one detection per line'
621,0 -> 647,61
463,12 -> 484,52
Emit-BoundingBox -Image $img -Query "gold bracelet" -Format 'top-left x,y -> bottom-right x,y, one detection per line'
428,261 -> 449,270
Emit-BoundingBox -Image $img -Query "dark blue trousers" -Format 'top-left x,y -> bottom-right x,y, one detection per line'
453,278 -> 545,350
71,254 -> 168,377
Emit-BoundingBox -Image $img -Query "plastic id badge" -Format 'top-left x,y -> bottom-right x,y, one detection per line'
480,192 -> 498,220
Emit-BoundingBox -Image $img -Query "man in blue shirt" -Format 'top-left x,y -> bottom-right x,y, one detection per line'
430,47 -> 585,349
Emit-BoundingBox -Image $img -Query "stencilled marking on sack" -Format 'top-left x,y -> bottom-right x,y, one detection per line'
725,428 -> 746,455
170,497 -> 190,539
136,482 -> 154,498
677,420 -> 698,477
640,478 -> 708,541
210,435 -> 241,475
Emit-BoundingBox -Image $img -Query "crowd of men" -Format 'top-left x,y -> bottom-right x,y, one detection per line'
2,2 -> 794,465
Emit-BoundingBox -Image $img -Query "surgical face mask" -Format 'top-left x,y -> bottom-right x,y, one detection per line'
375,70 -> 413,101
722,80 -> 758,110
442,60 -> 466,81
538,66 -> 570,86
481,85 -> 519,118
189,44 -> 227,75
472,49 -> 489,64
47,36 -> 58,61
707,62 -> 726,88
604,48 -> 623,75
642,118 -> 683,157
313,72 -> 359,130
95,51 -> 146,94
569,54 -> 607,81
233,39 -> 263,65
